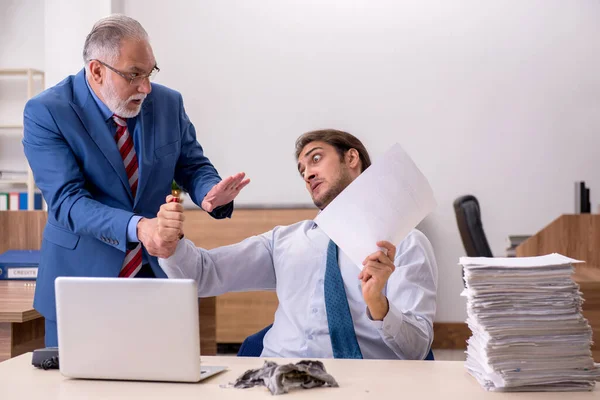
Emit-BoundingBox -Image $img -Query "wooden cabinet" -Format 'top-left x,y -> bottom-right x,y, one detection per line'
183,208 -> 317,343
517,214 -> 600,360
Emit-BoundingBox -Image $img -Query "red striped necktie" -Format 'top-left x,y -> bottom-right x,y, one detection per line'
113,114 -> 142,278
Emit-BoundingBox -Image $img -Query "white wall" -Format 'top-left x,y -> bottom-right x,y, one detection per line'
0,0 -> 45,70
3,1 -> 600,322
0,0 -> 44,172
124,0 -> 600,322
44,0 -> 115,87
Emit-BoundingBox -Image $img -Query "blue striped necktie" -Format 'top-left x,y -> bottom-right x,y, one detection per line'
324,240 -> 363,359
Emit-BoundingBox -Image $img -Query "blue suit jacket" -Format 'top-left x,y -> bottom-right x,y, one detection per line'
23,69 -> 232,322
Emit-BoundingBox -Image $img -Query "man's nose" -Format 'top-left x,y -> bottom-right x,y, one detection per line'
304,169 -> 316,183
137,78 -> 152,94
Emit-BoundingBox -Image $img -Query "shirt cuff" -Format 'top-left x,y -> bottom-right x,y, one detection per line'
366,306 -> 384,329
127,215 -> 143,243
209,200 -> 234,219
158,239 -> 190,279
366,300 -> 403,332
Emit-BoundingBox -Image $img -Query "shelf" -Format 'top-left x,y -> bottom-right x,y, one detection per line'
0,132 -> 22,138
0,126 -> 24,137
0,125 -> 23,136
0,69 -> 44,76
0,68 -> 45,210
0,179 -> 28,185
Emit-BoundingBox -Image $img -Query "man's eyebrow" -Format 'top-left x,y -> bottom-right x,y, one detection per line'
297,147 -> 323,172
126,66 -> 144,72
126,64 -> 157,73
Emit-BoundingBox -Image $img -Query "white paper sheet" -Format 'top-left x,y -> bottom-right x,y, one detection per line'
314,143 -> 437,270
459,253 -> 583,268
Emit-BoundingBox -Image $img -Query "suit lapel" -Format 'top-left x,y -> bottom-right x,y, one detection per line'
69,70 -> 133,203
134,98 -> 155,208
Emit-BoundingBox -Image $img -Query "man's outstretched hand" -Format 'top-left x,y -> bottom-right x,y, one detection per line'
201,172 -> 250,212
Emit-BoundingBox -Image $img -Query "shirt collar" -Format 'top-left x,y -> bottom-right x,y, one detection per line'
312,210 -> 322,229
84,71 -> 114,122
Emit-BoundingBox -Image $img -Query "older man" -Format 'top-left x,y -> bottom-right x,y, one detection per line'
22,14 -> 249,346
157,129 -> 438,360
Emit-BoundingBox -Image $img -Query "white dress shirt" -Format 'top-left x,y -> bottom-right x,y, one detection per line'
159,220 -> 438,359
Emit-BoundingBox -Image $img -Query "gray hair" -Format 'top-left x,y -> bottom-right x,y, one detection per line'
83,14 -> 148,69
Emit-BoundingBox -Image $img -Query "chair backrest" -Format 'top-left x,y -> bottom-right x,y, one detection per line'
238,324 -> 273,357
453,195 -> 493,258
238,324 -> 435,360
424,348 -> 435,361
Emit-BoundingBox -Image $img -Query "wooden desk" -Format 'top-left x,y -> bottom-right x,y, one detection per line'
0,354 -> 598,399
0,211 -> 47,363
0,281 -> 44,362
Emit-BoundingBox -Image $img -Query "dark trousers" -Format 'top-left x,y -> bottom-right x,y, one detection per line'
45,319 -> 58,347
135,263 -> 156,278
44,264 -> 155,347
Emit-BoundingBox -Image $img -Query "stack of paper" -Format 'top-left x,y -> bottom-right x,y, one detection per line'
461,253 -> 600,392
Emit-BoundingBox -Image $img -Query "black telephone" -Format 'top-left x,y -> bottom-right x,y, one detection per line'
31,347 -> 59,370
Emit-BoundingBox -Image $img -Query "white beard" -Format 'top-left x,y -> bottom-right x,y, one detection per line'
100,76 -> 146,118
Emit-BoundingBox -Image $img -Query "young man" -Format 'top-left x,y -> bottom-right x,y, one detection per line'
158,129 -> 438,359
22,14 -> 249,347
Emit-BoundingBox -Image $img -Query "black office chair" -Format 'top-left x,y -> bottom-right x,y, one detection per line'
453,195 -> 493,258
454,195 -> 493,287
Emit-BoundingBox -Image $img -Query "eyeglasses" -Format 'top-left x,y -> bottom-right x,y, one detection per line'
91,59 -> 160,85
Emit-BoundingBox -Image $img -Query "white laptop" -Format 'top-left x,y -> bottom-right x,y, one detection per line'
55,277 -> 227,382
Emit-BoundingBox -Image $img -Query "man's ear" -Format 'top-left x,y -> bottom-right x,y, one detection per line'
88,60 -> 104,84
345,148 -> 361,170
